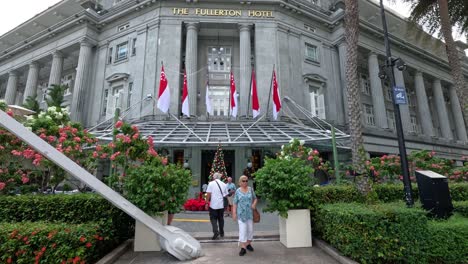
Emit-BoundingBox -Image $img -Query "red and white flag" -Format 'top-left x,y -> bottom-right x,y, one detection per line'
229,71 -> 238,118
251,69 -> 260,119
181,70 -> 189,117
272,69 -> 281,120
157,65 -> 170,113
205,83 -> 212,115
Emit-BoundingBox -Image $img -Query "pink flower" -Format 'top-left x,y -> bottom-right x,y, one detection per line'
108,143 -> 115,148
96,145 -> 102,151
132,133 -> 139,140
73,137 -> 81,143
131,125 -> 139,132
6,109 -> 13,117
147,136 -> 154,147
148,147 -> 158,157
370,166 -> 375,171
115,120 -> 123,128
59,137 -> 66,143
110,151 -> 121,161
313,150 -> 319,155
308,156 -> 313,161
21,176 -> 29,184
100,153 -> 108,159
39,133 -> 47,139
0,182 -> 6,191
11,150 -> 22,156
92,151 -> 98,158
162,157 -> 168,165
47,136 -> 56,143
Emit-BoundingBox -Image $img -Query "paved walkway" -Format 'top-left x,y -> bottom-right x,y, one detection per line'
113,241 -> 340,264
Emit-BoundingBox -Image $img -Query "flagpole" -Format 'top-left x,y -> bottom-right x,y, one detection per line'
206,65 -> 210,121
228,71 -> 232,119
266,64 -> 275,121
246,67 -> 253,119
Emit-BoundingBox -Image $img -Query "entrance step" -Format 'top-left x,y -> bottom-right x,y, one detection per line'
190,231 -> 280,243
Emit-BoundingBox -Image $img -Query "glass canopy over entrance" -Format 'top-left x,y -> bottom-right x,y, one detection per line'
92,119 -> 350,148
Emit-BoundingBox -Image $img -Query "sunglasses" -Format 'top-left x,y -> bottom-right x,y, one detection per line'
242,180 -> 248,182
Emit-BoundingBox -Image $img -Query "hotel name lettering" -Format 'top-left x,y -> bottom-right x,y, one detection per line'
172,8 -> 273,18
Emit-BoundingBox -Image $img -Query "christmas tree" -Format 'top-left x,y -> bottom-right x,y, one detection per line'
209,144 -> 228,182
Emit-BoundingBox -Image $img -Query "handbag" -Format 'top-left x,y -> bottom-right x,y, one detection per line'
251,188 -> 260,223
253,208 -> 261,223
215,180 -> 229,208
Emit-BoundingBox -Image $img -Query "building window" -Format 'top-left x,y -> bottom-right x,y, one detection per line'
210,86 -> 229,116
406,88 -> 415,107
102,89 -> 109,115
108,47 -> 113,64
384,82 -> 392,102
207,46 -> 232,73
363,104 -> 375,126
131,38 -> 137,56
309,86 -> 325,119
115,42 -> 128,62
117,23 -> 130,32
305,43 -> 318,62
127,82 -> 133,108
410,115 -> 419,133
360,74 -> 371,95
387,110 -> 395,130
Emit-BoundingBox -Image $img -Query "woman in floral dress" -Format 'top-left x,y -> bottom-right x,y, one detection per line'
232,175 -> 258,256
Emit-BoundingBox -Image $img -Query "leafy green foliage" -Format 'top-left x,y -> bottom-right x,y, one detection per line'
45,84 -> 67,108
453,201 -> 468,217
255,157 -> 313,218
403,0 -> 468,36
315,202 -> 430,264
425,214 -> 468,263
0,221 -> 115,264
124,158 -> 192,215
22,96 -> 40,115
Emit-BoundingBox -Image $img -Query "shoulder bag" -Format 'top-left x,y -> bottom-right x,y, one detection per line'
251,188 -> 260,223
215,180 -> 228,208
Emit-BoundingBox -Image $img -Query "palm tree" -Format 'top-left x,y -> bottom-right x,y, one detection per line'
46,84 -> 67,108
22,96 -> 40,115
403,0 -> 468,128
345,0 -> 366,173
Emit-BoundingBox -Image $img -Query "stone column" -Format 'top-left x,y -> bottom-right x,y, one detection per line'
393,67 -> 411,133
23,62 -> 40,103
239,23 -> 252,117
48,51 -> 64,86
4,71 -> 18,104
368,53 -> 388,129
71,40 -> 93,122
185,22 -> 198,116
337,41 -> 348,122
432,79 -> 452,139
449,85 -> 467,141
414,71 -> 434,137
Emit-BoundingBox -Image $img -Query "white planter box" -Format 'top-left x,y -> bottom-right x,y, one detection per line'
279,209 -> 312,248
134,211 -> 168,252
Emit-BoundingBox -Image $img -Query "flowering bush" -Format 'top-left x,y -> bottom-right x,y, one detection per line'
362,150 -> 467,183
183,193 -> 208,211
0,103 -> 97,194
0,222 -> 113,264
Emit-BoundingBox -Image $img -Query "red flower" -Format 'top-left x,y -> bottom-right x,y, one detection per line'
6,109 -> 13,116
72,256 -> 81,264
86,242 -> 92,248
7,257 -> 12,264
79,236 -> 86,242
21,175 -> 29,184
0,182 -> 5,191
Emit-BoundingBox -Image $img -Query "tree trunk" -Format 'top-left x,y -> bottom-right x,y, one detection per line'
437,0 -> 468,131
345,0 -> 365,173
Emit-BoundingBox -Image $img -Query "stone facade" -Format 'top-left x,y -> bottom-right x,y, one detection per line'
1,0 -> 468,193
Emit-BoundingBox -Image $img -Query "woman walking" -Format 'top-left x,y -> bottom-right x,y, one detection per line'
232,175 -> 258,256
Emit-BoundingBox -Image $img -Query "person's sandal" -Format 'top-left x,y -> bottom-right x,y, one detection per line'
246,244 -> 254,251
239,248 -> 247,256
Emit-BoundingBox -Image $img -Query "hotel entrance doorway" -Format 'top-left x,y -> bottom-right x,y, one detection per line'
200,149 -> 235,192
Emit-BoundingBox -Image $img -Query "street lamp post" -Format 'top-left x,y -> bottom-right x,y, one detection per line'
379,0 -> 414,206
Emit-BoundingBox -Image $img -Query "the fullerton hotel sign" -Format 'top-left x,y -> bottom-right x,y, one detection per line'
172,8 -> 274,18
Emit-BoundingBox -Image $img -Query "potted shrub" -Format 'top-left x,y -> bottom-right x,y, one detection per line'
124,157 -> 191,251
255,139 -> 324,248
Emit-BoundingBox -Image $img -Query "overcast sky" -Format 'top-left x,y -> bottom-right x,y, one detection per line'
0,0 -> 463,41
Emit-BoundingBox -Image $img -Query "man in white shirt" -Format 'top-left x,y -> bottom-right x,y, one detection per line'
205,172 -> 228,240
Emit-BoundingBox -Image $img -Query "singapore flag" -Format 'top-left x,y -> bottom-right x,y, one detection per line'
272,69 -> 281,120
229,71 -> 238,118
157,65 -> 170,113
181,70 -> 189,117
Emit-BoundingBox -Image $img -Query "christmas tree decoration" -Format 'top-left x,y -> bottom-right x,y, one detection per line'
209,144 -> 228,182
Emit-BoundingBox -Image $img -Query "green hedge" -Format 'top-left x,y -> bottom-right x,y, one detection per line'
315,203 -> 429,264
426,214 -> 468,264
0,221 -> 117,264
453,201 -> 468,217
0,194 -> 134,244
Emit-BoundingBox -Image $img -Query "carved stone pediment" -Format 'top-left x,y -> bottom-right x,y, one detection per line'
303,73 -> 327,88
106,73 -> 130,83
